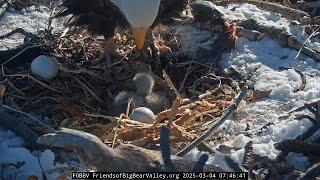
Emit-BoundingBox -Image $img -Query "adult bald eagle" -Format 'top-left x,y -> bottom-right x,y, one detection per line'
55,0 -> 189,50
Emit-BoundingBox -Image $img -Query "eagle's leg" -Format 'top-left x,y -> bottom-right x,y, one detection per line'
139,29 -> 161,65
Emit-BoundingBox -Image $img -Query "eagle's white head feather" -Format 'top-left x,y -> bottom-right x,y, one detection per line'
111,0 -> 161,28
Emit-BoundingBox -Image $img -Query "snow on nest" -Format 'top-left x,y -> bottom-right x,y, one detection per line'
185,3 -> 320,172
217,3 -> 320,52
153,24 -> 218,58
0,5 -> 66,50
0,129 -> 61,179
0,128 -> 88,180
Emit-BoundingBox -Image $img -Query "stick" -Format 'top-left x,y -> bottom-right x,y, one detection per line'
0,108 -> 49,149
1,44 -> 45,77
294,69 -> 307,93
72,76 -> 103,103
176,85 -> 248,157
274,139 -> 320,156
0,28 -> 38,40
295,26 -> 320,60
278,67 -> 307,92
1,104 -> 56,132
162,70 -> 182,100
297,163 -> 320,180
282,100 -> 319,116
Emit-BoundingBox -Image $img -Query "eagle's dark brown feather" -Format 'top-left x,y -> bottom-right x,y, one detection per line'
55,0 -> 129,38
55,0 -> 189,38
155,0 -> 190,25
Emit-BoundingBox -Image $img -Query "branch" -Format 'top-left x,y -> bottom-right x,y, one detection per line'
37,128 -> 224,172
214,0 -> 311,24
240,19 -> 320,62
274,139 -> 320,156
297,163 -> 320,180
0,108 -> 48,149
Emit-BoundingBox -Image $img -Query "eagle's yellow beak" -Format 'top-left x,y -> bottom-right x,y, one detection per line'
133,27 -> 148,49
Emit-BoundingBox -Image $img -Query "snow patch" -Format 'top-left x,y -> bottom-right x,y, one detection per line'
218,3 -> 319,52
183,4 -> 320,171
0,5 -> 66,50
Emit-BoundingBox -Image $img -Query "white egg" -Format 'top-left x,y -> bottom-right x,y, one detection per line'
130,107 -> 155,124
31,55 -> 58,80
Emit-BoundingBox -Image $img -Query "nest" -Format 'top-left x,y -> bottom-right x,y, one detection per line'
2,1 -> 320,178
1,0 -> 318,157
0,17 -> 242,154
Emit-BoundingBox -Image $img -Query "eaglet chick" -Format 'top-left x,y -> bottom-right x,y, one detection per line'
113,73 -> 170,116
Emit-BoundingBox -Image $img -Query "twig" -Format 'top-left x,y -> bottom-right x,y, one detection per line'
297,163 -> 320,180
294,69 -> 307,93
305,129 -> 320,143
161,70 -> 183,127
279,67 -> 306,92
0,105 -> 55,132
111,99 -> 133,148
162,70 -> 182,100
304,103 -> 317,115
296,122 -> 319,141
0,28 -> 38,40
6,80 -> 25,96
282,100 -> 320,116
295,26 -> 320,60
72,76 -> 103,103
176,85 -> 248,156
36,155 -> 47,180
28,74 -> 62,93
0,108 -> 41,149
46,5 -> 57,35
179,62 -> 194,93
126,98 -> 133,118
1,44 -> 45,77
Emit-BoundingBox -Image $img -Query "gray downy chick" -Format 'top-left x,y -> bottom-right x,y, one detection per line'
113,73 -> 170,116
